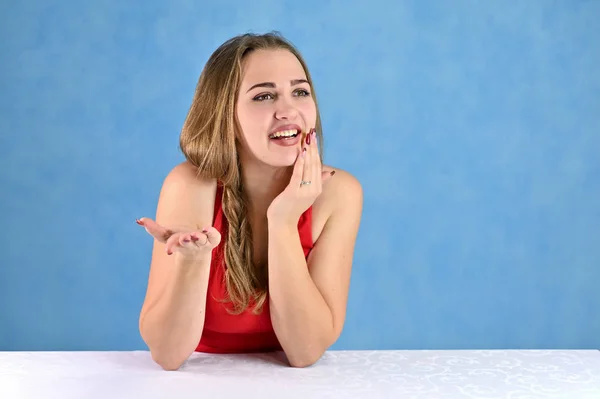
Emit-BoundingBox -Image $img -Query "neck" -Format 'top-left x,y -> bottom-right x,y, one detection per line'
239,159 -> 292,217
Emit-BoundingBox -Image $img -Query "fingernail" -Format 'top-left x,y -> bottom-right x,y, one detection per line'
201,228 -> 208,233
330,170 -> 336,176
306,133 -> 311,145
302,147 -> 307,157
183,238 -> 190,242
191,235 -> 199,241
135,219 -> 143,225
167,250 -> 173,255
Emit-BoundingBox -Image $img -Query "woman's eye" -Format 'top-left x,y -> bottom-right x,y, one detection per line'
253,90 -> 310,102
253,93 -> 274,101
295,89 -> 310,97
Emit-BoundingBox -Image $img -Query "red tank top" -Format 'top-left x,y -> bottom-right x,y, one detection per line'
195,183 -> 315,353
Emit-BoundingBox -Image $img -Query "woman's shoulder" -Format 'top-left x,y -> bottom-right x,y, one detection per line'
154,161 -> 218,229
319,165 -> 363,207
311,165 -> 363,236
162,161 -> 217,190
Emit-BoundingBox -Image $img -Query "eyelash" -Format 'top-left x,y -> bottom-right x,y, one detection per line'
253,89 -> 311,102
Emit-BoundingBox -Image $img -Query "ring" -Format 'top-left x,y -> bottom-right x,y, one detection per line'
300,180 -> 312,186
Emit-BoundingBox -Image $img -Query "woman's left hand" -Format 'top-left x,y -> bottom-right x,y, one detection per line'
267,128 -> 335,226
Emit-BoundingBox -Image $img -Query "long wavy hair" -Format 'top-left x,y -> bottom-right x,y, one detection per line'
179,32 -> 324,314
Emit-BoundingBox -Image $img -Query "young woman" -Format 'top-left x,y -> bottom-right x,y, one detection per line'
137,32 -> 363,370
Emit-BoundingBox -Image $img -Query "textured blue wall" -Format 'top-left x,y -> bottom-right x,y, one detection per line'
1,1 -> 599,351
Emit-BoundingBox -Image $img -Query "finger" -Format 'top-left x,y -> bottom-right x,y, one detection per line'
165,233 -> 183,255
200,226 -> 221,246
310,129 -> 319,189
301,129 -> 313,189
304,128 -> 318,192
136,217 -> 174,243
178,232 -> 194,247
184,232 -> 210,250
189,231 -> 208,246
168,232 -> 204,255
321,169 -> 336,183
290,142 -> 306,189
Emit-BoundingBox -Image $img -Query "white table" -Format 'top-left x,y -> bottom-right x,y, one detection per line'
1,350 -> 599,398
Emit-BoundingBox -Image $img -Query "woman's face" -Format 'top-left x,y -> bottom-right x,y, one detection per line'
236,48 -> 317,167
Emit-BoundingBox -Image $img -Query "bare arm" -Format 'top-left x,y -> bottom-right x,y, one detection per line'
138,163 -> 218,370
139,254 -> 211,370
268,170 -> 363,367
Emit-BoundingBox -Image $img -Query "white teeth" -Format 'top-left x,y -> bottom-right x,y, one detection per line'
269,129 -> 299,139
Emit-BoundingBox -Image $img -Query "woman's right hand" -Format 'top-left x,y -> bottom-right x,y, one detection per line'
136,217 -> 221,258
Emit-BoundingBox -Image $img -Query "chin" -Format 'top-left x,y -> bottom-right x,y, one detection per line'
260,153 -> 298,168
262,147 -> 300,167
269,156 -> 298,167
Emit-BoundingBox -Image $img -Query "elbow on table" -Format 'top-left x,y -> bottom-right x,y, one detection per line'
286,332 -> 337,368
287,349 -> 325,368
151,350 -> 190,371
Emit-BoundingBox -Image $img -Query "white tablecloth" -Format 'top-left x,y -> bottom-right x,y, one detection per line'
1,350 -> 599,398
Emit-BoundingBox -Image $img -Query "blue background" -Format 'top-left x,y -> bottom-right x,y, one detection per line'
1,1 -> 599,351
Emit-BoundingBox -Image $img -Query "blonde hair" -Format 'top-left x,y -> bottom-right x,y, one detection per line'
179,32 -> 324,314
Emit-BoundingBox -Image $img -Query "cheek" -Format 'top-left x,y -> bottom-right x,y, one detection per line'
236,106 -> 268,147
239,102 -> 269,123
237,104 -> 258,130
302,101 -> 317,123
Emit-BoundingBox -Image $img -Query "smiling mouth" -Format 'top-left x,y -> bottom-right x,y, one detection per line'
268,129 -> 301,140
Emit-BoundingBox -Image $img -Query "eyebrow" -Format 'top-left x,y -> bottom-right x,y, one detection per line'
246,79 -> 309,93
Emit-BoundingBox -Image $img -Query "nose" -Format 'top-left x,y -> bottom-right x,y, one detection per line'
274,97 -> 299,120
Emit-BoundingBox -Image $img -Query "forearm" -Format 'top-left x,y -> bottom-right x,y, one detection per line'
140,255 -> 211,369
267,220 -> 334,367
